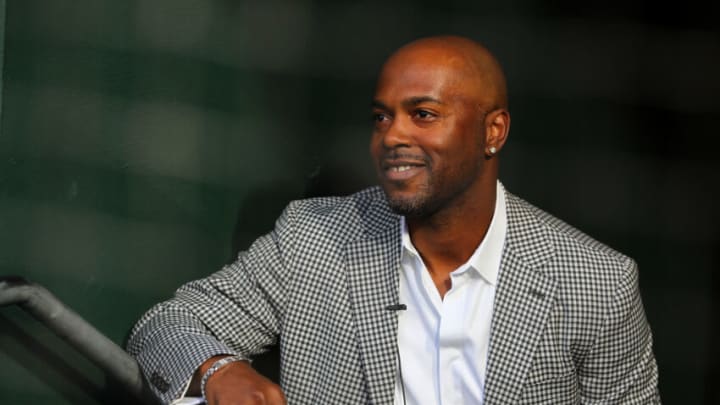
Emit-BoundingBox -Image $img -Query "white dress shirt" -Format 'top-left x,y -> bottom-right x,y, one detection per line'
394,182 -> 508,405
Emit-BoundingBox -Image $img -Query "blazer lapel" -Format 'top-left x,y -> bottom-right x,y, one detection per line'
484,193 -> 558,404
344,199 -> 401,405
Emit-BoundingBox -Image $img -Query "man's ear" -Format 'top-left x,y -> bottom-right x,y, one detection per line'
484,109 -> 510,156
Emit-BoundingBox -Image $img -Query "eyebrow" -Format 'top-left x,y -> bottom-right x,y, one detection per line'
371,100 -> 389,110
371,96 -> 444,110
404,96 -> 444,107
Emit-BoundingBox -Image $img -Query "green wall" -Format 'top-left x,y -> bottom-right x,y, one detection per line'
1,1 -> 718,404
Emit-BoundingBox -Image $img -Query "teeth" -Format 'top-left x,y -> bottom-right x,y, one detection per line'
392,165 -> 413,172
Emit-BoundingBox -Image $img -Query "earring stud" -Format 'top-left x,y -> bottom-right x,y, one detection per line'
488,146 -> 497,155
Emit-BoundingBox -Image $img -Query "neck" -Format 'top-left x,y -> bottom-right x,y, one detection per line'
407,179 -> 498,278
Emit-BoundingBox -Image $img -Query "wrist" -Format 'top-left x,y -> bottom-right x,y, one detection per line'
200,355 -> 248,399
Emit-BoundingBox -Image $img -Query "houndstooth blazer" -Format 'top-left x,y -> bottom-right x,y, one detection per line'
127,185 -> 660,404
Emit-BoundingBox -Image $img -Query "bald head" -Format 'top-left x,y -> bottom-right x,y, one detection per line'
380,36 -> 508,110
370,35 -> 512,220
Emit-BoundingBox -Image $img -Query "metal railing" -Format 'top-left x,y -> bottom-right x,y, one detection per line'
0,275 -> 154,404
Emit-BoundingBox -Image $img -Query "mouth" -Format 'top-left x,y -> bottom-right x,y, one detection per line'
381,159 -> 427,182
389,165 -> 417,173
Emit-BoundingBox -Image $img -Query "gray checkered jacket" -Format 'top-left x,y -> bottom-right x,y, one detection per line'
127,186 -> 660,404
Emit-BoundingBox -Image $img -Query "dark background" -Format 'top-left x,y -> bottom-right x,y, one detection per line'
0,1 -> 718,403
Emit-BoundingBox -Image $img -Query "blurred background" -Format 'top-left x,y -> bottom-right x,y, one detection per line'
0,0 -> 718,403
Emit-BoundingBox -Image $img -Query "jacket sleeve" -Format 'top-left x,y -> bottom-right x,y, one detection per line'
126,205 -> 296,404
578,258 -> 661,404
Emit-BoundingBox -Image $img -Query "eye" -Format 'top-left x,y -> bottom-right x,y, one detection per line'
413,109 -> 437,121
372,111 -> 391,125
416,109 -> 435,119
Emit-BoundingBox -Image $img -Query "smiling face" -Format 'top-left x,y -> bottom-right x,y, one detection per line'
370,39 -> 508,218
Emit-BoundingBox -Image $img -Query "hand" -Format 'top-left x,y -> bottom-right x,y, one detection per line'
194,356 -> 287,405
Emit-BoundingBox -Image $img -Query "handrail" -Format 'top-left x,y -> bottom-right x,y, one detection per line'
0,275 -> 153,404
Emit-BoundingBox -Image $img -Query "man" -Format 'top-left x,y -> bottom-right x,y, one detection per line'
128,36 -> 660,404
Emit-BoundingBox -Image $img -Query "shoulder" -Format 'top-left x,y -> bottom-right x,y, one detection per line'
286,186 -> 387,217
504,192 -> 658,398
505,190 -> 633,271
503,190 -> 638,310
278,186 -> 398,239
504,190 -> 644,341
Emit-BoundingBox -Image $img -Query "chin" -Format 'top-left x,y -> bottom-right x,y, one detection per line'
385,192 -> 431,218
381,182 -> 432,215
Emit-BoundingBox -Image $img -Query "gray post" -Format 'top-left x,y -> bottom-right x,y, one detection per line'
0,276 -> 155,404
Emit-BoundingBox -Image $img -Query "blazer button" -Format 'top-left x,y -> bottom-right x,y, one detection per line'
150,371 -> 171,393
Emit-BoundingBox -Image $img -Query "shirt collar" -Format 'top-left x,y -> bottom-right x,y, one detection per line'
400,181 -> 508,286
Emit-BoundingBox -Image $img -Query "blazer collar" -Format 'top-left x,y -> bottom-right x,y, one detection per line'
344,189 -> 402,404
484,191 -> 558,404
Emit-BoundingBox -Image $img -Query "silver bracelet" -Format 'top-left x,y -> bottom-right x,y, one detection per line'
200,355 -> 247,400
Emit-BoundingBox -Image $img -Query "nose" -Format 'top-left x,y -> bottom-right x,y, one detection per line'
379,116 -> 413,150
